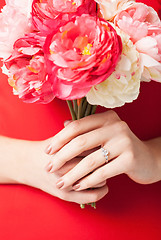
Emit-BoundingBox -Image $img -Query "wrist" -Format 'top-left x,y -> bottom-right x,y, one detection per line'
0,137 -> 28,184
18,139 -> 50,187
144,138 -> 161,183
9,138 -> 31,184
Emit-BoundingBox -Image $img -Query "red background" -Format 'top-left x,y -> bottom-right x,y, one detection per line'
0,1 -> 161,240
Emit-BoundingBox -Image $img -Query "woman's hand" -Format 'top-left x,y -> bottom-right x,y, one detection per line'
45,111 -> 161,192
0,136 -> 108,204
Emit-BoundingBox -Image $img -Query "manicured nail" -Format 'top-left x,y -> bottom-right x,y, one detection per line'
56,179 -> 64,189
49,166 -> 56,173
45,145 -> 52,154
73,184 -> 80,191
64,120 -> 72,127
45,162 -> 53,172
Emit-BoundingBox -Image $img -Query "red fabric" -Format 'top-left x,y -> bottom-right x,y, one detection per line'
0,1 -> 161,239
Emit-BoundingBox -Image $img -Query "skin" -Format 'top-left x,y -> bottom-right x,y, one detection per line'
0,110 -> 160,205
45,111 -> 161,194
0,136 -> 108,205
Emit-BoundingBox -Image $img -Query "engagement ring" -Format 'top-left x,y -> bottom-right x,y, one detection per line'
101,147 -> 109,163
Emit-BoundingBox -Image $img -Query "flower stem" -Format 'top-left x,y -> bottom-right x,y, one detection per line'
67,99 -> 97,210
81,98 -> 88,118
85,102 -> 92,116
73,100 -> 78,117
80,204 -> 85,209
66,100 -> 77,120
77,98 -> 83,120
91,105 -> 97,115
91,202 -> 96,209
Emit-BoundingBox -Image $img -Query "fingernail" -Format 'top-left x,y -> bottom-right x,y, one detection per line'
49,166 -> 56,173
64,120 -> 72,127
73,184 -> 80,191
45,145 -> 52,154
56,179 -> 64,189
45,162 -> 53,172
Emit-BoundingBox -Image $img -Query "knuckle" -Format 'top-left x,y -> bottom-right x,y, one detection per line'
75,135 -> 87,149
118,121 -> 129,132
108,110 -> 118,118
122,136 -> 133,148
99,168 -> 107,181
113,121 -> 129,133
86,156 -> 97,169
105,110 -> 119,120
69,120 -> 81,134
54,134 -> 63,145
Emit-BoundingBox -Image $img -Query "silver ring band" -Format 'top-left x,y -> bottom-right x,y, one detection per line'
101,147 -> 109,163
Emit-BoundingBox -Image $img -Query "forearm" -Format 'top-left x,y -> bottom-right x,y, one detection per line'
144,137 -> 161,182
0,136 -> 28,184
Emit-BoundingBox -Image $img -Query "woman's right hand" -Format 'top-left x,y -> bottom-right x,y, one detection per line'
18,139 -> 108,204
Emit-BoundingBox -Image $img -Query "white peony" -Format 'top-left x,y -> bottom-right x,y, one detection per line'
96,0 -> 135,21
0,0 -> 33,60
5,0 -> 33,17
86,28 -> 142,108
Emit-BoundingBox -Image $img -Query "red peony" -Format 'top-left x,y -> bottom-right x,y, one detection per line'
44,14 -> 122,100
32,0 -> 96,33
4,34 -> 55,103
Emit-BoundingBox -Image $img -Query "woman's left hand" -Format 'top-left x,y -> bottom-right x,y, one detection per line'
45,111 -> 161,191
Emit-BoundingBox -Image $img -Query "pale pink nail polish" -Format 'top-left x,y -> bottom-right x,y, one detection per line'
73,184 -> 80,191
64,120 -> 72,127
49,166 -> 55,173
45,163 -> 53,172
56,179 -> 64,189
45,145 -> 52,154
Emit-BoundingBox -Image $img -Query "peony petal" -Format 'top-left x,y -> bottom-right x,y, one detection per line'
135,36 -> 157,52
117,55 -> 131,71
140,53 -> 160,67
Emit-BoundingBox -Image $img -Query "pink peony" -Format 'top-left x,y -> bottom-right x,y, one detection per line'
0,0 -> 33,59
32,0 -> 96,33
115,3 -> 161,81
4,34 -> 55,104
115,3 -> 160,42
44,14 -> 122,100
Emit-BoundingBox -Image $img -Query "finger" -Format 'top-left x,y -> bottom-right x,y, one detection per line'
46,149 -> 98,172
45,111 -> 119,155
46,148 -> 99,172
73,181 -> 107,190
47,127 -> 114,173
79,147 -> 99,157
88,181 -> 107,189
61,185 -> 108,204
55,140 -> 122,189
73,155 -> 126,191
54,157 -> 81,177
64,120 -> 72,127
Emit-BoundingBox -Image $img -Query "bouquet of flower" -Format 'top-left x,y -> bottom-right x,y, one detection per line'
0,0 -> 161,208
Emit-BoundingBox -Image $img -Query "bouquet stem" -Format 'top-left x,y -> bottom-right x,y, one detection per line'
66,98 -> 97,209
67,100 -> 77,120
